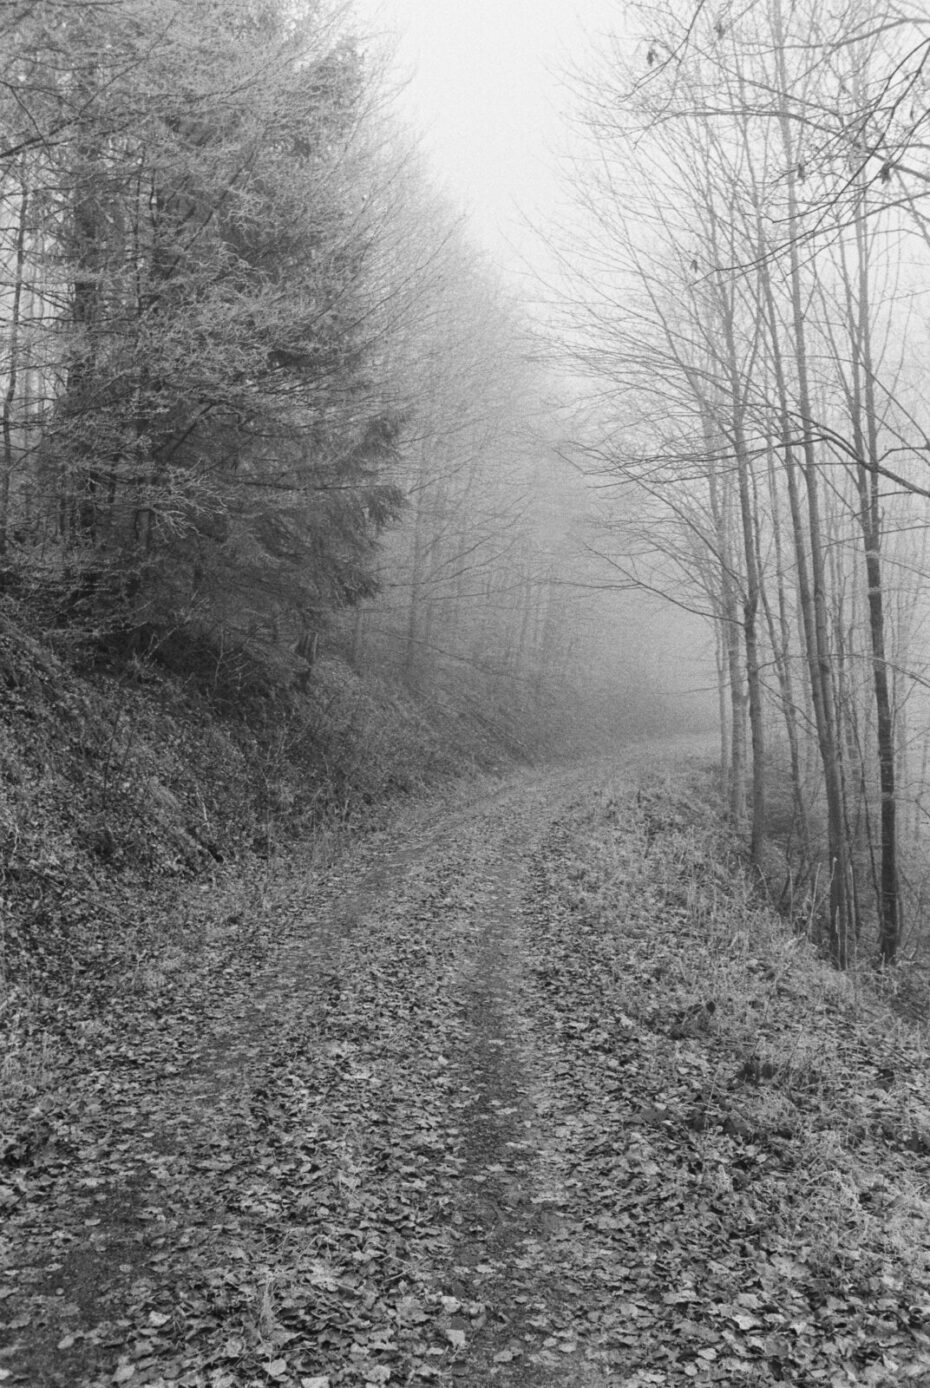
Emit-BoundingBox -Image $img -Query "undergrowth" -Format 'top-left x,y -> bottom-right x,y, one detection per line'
529,765 -> 930,1381
0,587 -> 507,1124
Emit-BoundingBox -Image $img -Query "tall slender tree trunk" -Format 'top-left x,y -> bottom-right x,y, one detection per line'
705,412 -> 746,825
704,187 -> 766,867
1,165 -> 29,555
772,0 -> 855,963
714,618 -> 731,793
759,441 -> 810,867
721,325 -> 765,868
847,200 -> 900,962
403,446 -> 429,687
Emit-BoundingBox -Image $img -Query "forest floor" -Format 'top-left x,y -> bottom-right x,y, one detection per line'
3,739 -> 930,1388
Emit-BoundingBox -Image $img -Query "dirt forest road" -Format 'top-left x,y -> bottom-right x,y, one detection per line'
6,735 -> 930,1388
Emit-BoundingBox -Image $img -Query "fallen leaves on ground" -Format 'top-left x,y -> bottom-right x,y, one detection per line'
2,751 -> 930,1386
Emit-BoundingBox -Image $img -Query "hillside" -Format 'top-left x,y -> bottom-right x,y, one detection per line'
0,588 -> 524,1087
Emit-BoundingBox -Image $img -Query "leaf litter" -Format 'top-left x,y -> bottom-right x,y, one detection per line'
2,749 -> 930,1386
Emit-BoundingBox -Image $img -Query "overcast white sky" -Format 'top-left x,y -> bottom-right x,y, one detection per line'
352,0 -> 627,280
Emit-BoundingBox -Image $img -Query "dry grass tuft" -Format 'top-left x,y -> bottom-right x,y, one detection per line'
549,761 -> 930,1302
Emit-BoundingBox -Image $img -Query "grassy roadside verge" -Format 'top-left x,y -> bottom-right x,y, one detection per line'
518,762 -> 930,1384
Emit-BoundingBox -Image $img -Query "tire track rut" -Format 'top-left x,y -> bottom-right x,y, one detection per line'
7,751 -> 674,1386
